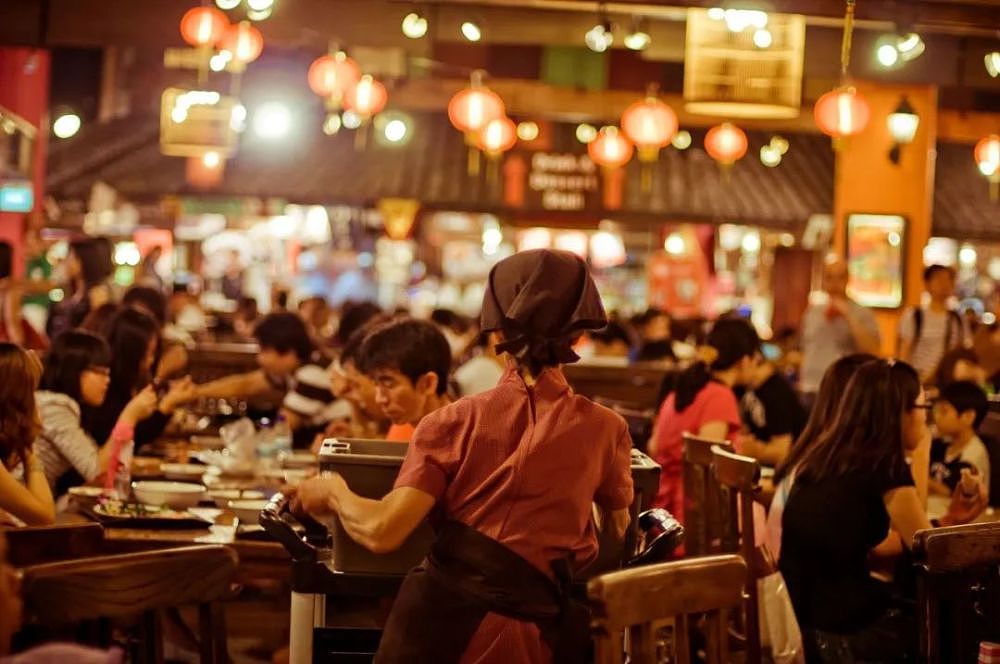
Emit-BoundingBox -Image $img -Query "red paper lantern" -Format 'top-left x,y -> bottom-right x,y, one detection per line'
448,86 -> 505,135
180,7 -> 228,48
814,86 -> 871,139
308,53 -> 361,99
221,21 -> 263,64
621,96 -> 678,161
975,134 -> 1000,177
705,123 -> 748,165
344,75 -> 387,118
476,117 -> 517,156
587,126 -> 634,169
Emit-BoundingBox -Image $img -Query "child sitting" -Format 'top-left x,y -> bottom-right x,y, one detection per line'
930,380 -> 990,498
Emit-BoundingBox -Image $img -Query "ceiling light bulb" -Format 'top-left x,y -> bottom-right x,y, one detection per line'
52,112 -> 81,139
671,130 -> 692,150
383,119 -> 408,143
760,145 -> 781,167
585,24 -> 613,53
461,21 -> 482,42
247,0 -> 274,10
769,136 -> 789,155
322,114 -> 342,135
896,33 -> 924,61
341,110 -> 362,130
665,233 -> 685,255
202,151 -> 221,168
986,52 -> 1000,78
516,121 -> 539,141
576,123 -> 597,144
252,101 -> 292,140
707,7 -> 725,20
215,0 -> 242,9
876,42 -> 900,68
752,28 -> 772,49
624,30 -> 651,51
402,12 -> 428,39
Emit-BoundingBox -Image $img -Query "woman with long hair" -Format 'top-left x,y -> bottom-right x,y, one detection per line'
34,330 -> 157,492
779,359 -> 986,661
295,249 -> 633,662
0,344 -> 54,525
85,309 -> 194,450
765,353 -> 876,560
649,317 -> 760,519
47,237 -> 115,340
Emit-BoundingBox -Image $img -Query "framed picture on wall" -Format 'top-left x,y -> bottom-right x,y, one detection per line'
845,213 -> 906,309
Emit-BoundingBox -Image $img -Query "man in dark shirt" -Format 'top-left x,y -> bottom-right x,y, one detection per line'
738,355 -> 807,466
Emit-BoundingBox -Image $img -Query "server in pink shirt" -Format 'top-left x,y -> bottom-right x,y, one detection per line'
296,250 -> 633,663
650,318 -> 759,520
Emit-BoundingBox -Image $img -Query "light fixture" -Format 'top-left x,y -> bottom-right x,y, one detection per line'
876,37 -> 900,68
671,130 -> 692,150
246,0 -> 274,11
461,21 -> 482,42
759,144 -> 781,167
770,135 -> 789,155
209,50 -> 232,72
230,104 -> 247,132
52,112 -> 81,139
585,15 -> 614,53
576,123 -> 597,144
741,231 -> 761,253
887,95 -> 919,165
322,114 -> 342,135
716,9 -> 768,33
375,112 -> 413,145
876,31 -> 925,69
247,8 -> 272,20
959,245 -> 978,266
623,17 -> 651,51
664,232 -> 686,256
402,12 -> 428,39
252,101 -> 292,139
342,110 -> 362,130
215,0 -> 241,9
896,32 -> 925,62
516,121 -> 539,141
986,52 -> 1000,78
202,151 -> 221,168
752,28 -> 772,49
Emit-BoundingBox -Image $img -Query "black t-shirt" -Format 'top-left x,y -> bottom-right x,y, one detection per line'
779,456 -> 915,633
739,372 -> 807,442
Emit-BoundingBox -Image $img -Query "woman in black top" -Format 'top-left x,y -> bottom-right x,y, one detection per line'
779,359 -> 986,662
47,238 -> 115,340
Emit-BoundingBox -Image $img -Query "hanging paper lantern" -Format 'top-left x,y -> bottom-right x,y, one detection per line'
814,86 -> 871,139
476,117 -> 517,156
345,75 -> 388,118
588,126 -> 634,169
448,85 -> 505,135
621,96 -> 678,161
180,7 -> 229,47
974,134 -> 1000,177
221,21 -> 263,65
705,123 -> 749,165
308,52 -> 361,99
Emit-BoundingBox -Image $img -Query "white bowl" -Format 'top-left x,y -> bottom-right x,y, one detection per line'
133,481 -> 206,510
228,499 -> 270,525
161,463 -> 207,482
67,486 -> 106,507
207,489 -> 265,508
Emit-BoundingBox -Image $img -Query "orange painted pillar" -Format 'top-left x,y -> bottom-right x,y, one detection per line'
832,82 -> 938,357
0,48 -> 50,275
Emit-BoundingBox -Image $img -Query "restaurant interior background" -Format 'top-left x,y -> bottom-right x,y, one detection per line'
0,0 -> 998,351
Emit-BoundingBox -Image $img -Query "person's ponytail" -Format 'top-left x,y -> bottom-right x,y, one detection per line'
674,360 -> 712,412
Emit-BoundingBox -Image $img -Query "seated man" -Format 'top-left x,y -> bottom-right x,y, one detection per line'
930,380 -> 991,497
358,318 -> 452,442
738,353 -> 807,467
194,313 -> 334,425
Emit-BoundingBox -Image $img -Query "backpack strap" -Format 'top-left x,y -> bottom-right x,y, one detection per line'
945,310 -> 964,349
912,307 -> 924,346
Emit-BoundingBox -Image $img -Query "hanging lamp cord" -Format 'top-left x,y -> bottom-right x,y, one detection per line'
840,0 -> 856,80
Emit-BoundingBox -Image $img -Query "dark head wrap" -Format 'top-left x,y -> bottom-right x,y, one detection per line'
481,249 -> 607,370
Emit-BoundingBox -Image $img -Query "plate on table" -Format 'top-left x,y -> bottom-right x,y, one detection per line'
207,488 -> 266,508
86,501 -> 213,530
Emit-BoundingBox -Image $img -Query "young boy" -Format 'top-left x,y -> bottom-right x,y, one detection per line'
930,380 -> 990,497
358,318 -> 452,442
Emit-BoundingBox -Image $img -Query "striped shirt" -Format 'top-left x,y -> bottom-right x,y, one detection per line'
33,391 -> 102,490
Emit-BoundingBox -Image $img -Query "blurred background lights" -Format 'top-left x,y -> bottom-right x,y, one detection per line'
202,151 -> 221,168
383,118 -> 408,143
230,104 -> 247,132
664,232 -> 686,255
576,123 -> 597,143
402,12 -> 428,38
252,101 -> 292,139
246,0 -> 274,11
671,130 -> 692,150
322,114 -> 342,135
341,110 -> 362,130
215,0 -> 242,9
461,21 -> 482,42
52,112 -> 81,139
516,121 -> 539,141
752,28 -> 772,48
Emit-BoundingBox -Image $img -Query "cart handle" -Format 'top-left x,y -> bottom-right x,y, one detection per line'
259,491 -> 330,562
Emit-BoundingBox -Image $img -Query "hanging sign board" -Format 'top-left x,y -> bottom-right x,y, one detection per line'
160,87 -> 239,158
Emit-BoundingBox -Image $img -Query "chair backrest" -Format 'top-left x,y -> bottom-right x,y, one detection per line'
682,434 -> 734,555
711,445 -> 763,664
588,554 -> 747,664
19,545 -> 238,624
914,522 -> 1000,663
3,522 -> 105,567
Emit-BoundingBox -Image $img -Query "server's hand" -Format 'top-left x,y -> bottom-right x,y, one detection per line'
295,474 -> 348,517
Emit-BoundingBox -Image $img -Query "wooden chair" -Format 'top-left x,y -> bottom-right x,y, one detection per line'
3,522 -> 106,566
18,545 -> 238,663
588,554 -> 747,664
914,522 -> 1000,663
681,434 -> 734,555
712,445 -> 763,664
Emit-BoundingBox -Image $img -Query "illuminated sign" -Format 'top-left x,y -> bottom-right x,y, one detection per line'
0,179 -> 33,212
528,153 -> 599,211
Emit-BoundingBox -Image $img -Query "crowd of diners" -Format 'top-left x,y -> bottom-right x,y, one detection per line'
0,239 -> 998,662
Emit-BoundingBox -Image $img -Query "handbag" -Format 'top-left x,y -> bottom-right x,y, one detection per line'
756,545 -> 805,664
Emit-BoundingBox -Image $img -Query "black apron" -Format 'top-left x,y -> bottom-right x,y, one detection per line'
374,520 -> 590,663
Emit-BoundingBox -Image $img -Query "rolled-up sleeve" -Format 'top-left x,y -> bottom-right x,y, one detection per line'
595,423 -> 634,511
393,405 -> 466,501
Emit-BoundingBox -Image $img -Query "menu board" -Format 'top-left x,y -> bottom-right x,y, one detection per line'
846,213 -> 906,309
